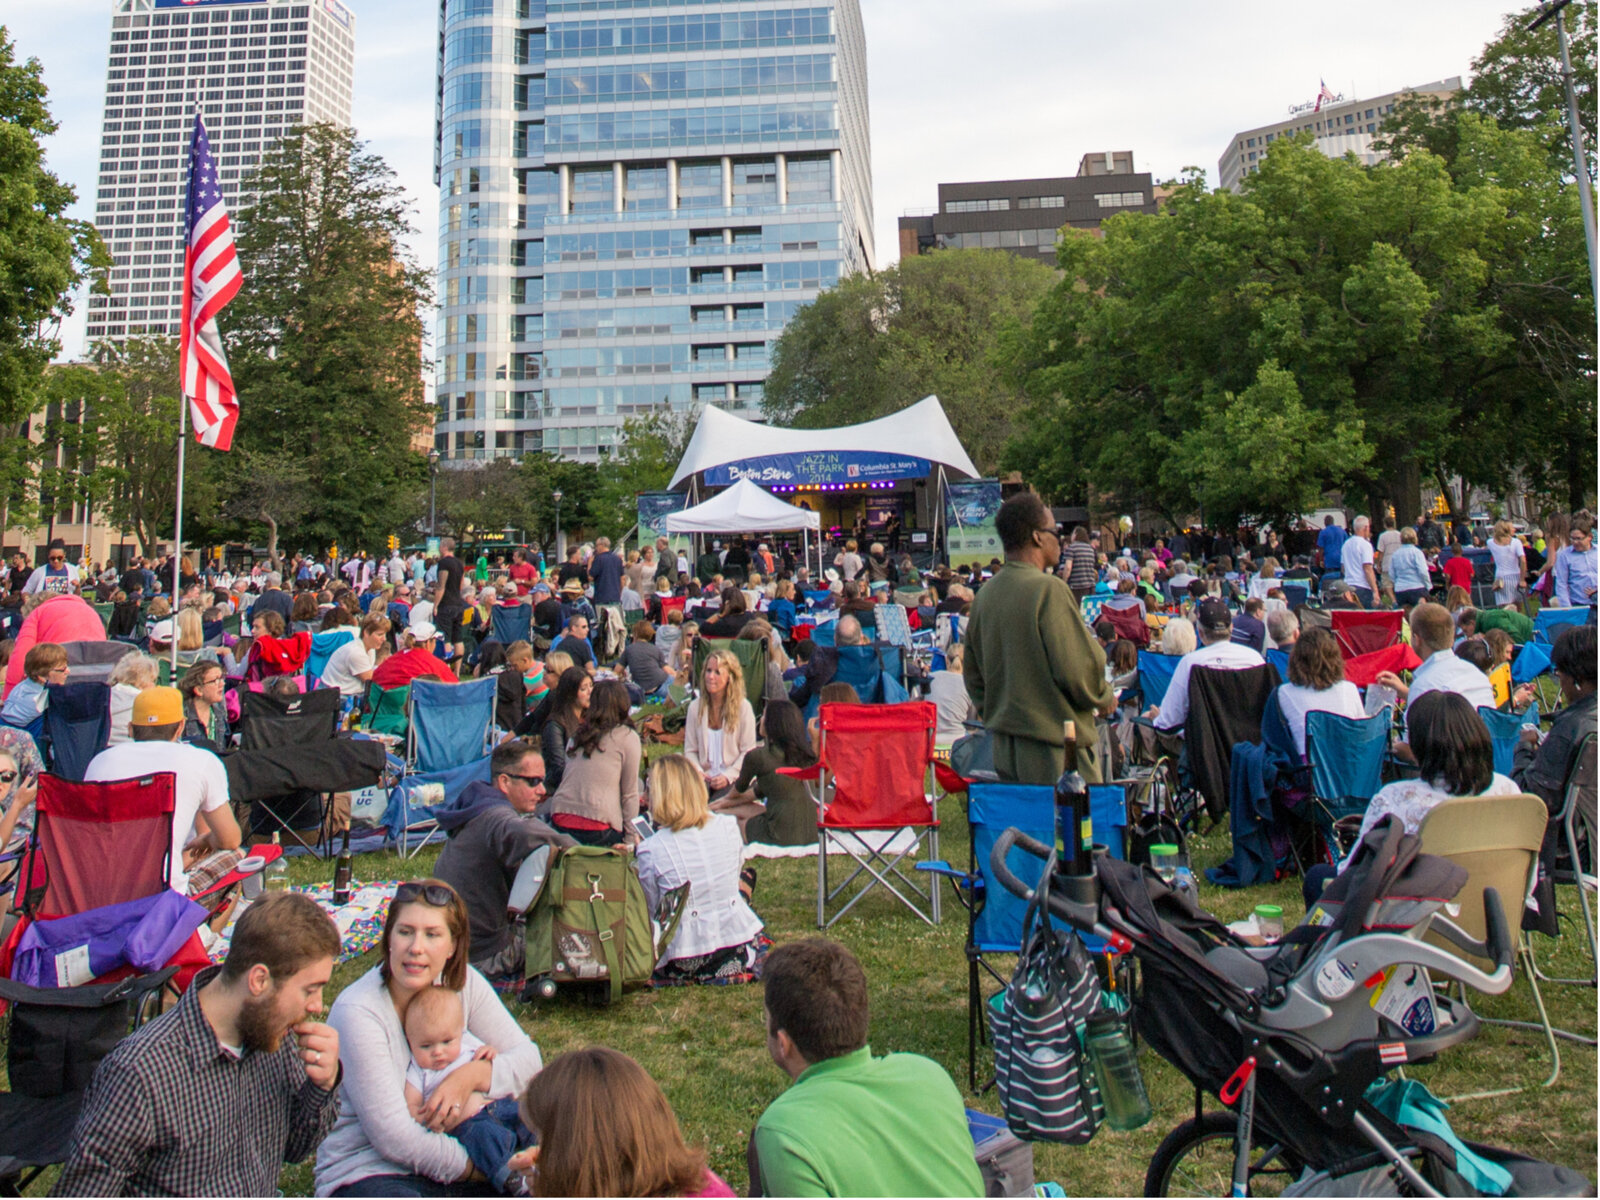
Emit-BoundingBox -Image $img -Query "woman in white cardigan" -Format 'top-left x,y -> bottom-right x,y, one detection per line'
635,755 -> 764,983
314,880 -> 543,1197
682,649 -> 756,796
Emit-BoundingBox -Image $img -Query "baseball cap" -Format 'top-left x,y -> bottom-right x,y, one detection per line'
1197,599 -> 1233,634
132,686 -> 184,727
149,619 -> 175,642
409,620 -> 438,641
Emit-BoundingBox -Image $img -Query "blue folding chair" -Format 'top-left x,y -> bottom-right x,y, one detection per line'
1533,607 -> 1588,643
804,645 -> 909,718
1265,646 -> 1291,682
802,589 -> 831,610
1479,704 -> 1539,778
490,603 -> 532,646
917,782 -> 1125,1091
41,682 -> 111,783
1136,651 -> 1180,710
1079,596 -> 1104,624
1306,707 -> 1391,865
875,644 -> 906,688
1281,581 -> 1311,609
306,628 -> 357,688
408,676 -> 497,773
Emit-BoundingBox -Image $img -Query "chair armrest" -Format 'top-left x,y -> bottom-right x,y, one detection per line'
914,860 -> 969,880
777,763 -> 823,781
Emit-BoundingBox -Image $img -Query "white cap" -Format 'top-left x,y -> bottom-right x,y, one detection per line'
149,619 -> 175,642
409,620 -> 438,641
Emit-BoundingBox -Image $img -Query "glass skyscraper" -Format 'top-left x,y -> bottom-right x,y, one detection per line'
433,0 -> 873,462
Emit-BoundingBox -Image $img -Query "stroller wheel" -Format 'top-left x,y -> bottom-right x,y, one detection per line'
1144,1111 -> 1302,1198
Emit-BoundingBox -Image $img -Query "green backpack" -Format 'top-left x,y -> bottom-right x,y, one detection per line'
522,845 -> 686,1003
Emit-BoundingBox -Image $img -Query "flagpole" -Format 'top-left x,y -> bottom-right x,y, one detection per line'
172,97 -> 198,677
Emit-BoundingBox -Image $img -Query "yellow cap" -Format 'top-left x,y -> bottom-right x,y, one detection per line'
132,686 -> 185,726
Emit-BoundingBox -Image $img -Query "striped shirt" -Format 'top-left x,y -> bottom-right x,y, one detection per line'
56,966 -> 340,1197
1064,542 -> 1099,591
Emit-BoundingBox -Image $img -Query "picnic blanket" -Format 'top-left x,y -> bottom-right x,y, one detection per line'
207,880 -> 399,966
740,829 -> 920,860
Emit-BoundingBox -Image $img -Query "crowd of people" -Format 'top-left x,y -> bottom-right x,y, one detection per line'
0,491 -> 1592,1197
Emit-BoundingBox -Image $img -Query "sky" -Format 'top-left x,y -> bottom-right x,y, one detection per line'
8,0 -> 1520,362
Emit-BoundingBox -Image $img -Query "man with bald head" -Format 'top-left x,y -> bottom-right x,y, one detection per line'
788,616 -> 863,710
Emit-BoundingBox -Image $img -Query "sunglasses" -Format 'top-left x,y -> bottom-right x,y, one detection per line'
48,556 -> 64,563
394,882 -> 456,907
0,771 -> 16,784
504,773 -> 545,787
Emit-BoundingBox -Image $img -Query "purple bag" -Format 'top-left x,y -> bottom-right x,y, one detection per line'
12,889 -> 207,989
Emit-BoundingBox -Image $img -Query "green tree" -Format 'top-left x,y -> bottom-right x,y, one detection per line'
223,122 -> 432,551
764,249 -> 1057,471
0,29 -> 109,536
591,404 -> 695,539
1007,130 -> 1593,523
1467,0 -> 1595,175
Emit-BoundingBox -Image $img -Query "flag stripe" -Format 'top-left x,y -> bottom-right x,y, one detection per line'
179,113 -> 240,453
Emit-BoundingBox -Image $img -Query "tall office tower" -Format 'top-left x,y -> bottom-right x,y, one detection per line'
434,0 -> 874,463
86,0 -> 356,343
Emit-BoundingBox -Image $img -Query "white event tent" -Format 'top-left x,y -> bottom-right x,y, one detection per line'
664,478 -> 823,575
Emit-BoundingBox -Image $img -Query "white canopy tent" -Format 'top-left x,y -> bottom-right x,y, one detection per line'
664,478 -> 822,577
667,394 -> 979,489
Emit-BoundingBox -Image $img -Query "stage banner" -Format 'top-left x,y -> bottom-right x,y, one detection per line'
703,450 -> 930,487
944,478 -> 1003,568
636,492 -> 692,554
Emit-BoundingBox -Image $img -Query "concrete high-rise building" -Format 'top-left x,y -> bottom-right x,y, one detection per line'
897,154 -> 1156,263
1217,77 -> 1461,192
86,0 -> 357,343
433,0 -> 874,463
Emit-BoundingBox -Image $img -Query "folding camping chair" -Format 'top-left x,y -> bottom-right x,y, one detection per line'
1532,606 -> 1588,646
1102,603 -> 1150,648
491,602 -> 533,646
363,682 -> 411,738
306,628 -> 358,687
1419,792 -> 1589,1099
1135,651 -> 1180,711
801,645 -> 908,718
1184,663 -> 1280,823
238,688 -> 343,851
1329,609 -> 1404,659
785,701 -> 941,929
1280,581 -> 1311,609
690,636 -> 768,710
60,640 -> 133,686
41,681 -> 111,782
917,782 -> 1127,1090
1478,704 -> 1539,778
399,676 -> 497,857
935,612 -> 962,652
1532,733 -> 1597,987
1305,707 -> 1391,866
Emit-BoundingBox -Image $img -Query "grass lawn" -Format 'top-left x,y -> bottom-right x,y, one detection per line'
18,790 -> 1598,1197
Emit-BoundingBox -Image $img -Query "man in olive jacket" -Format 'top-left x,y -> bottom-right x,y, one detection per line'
963,493 -> 1115,784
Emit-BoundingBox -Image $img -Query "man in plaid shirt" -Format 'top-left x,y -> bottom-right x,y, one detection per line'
55,892 -> 344,1196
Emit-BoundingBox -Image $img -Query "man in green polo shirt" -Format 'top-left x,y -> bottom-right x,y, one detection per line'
751,939 -> 982,1197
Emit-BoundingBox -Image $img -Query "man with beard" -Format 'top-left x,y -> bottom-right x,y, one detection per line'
56,892 -> 343,1196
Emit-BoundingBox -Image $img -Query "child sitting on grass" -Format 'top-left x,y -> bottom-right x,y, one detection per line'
1,643 -> 67,726
403,985 -> 532,1195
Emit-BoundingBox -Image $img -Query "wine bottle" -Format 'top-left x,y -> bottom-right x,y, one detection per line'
1053,720 -> 1092,879
265,831 -> 289,892
333,827 -> 353,906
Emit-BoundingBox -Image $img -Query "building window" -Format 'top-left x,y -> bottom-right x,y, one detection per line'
1017,195 -> 1064,209
1094,191 -> 1146,208
944,197 -> 1009,213
625,164 -> 669,211
570,166 -> 613,213
678,161 -> 723,209
732,158 -> 778,203
784,155 -> 830,203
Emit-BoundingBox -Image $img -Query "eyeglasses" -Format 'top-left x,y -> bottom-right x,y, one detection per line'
0,771 -> 17,784
394,882 -> 456,907
47,555 -> 64,563
504,773 -> 545,788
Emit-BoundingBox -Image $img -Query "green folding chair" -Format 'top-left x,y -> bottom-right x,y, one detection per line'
690,635 -> 769,710
364,683 -> 411,738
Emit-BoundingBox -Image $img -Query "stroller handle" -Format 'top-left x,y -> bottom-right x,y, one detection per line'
989,827 -> 1107,939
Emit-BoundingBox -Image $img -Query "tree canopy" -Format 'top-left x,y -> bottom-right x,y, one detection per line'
221,122 -> 433,551
763,249 -> 1056,472
1004,117 -> 1594,528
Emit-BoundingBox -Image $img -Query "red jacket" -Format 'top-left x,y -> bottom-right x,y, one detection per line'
372,648 -> 457,690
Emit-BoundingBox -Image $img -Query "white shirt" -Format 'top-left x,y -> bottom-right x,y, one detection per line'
634,814 -> 763,964
108,683 -> 142,745
1155,639 -> 1268,730
321,640 -> 377,698
1342,534 -> 1376,592
1405,649 -> 1496,737
928,669 -> 974,746
1275,680 -> 1366,759
1345,773 -> 1520,868
85,741 -> 230,891
404,1031 -> 485,1101
1376,529 -> 1403,574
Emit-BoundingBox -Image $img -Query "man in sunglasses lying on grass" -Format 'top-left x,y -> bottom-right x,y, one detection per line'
432,738 -> 574,982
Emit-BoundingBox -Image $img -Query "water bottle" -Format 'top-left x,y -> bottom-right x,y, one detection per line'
265,831 -> 289,893
1083,1013 -> 1152,1131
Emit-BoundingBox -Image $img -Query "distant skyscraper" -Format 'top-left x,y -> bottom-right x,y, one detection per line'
87,0 -> 356,343
433,0 -> 874,463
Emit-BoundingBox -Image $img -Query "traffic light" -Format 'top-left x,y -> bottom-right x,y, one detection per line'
328,544 -> 339,560
388,534 -> 399,553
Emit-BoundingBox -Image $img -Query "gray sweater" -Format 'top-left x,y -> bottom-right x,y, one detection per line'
313,968 -> 542,1195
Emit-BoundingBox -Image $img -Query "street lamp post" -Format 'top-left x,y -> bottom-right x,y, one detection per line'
428,448 -> 441,537
1530,0 -> 1598,305
552,490 -> 564,562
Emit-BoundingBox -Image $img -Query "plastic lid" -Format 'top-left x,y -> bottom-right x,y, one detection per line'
1148,844 -> 1180,857
1254,904 -> 1284,917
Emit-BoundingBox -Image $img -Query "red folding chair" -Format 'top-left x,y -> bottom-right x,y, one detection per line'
658,596 -> 687,622
1102,604 -> 1150,648
0,774 -> 237,996
783,701 -> 942,928
1329,609 -> 1404,660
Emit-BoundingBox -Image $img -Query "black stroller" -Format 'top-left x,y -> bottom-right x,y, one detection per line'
990,818 -> 1593,1197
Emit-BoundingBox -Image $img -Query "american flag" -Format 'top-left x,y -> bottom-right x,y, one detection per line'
1314,78 -> 1339,113
180,114 -> 242,451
